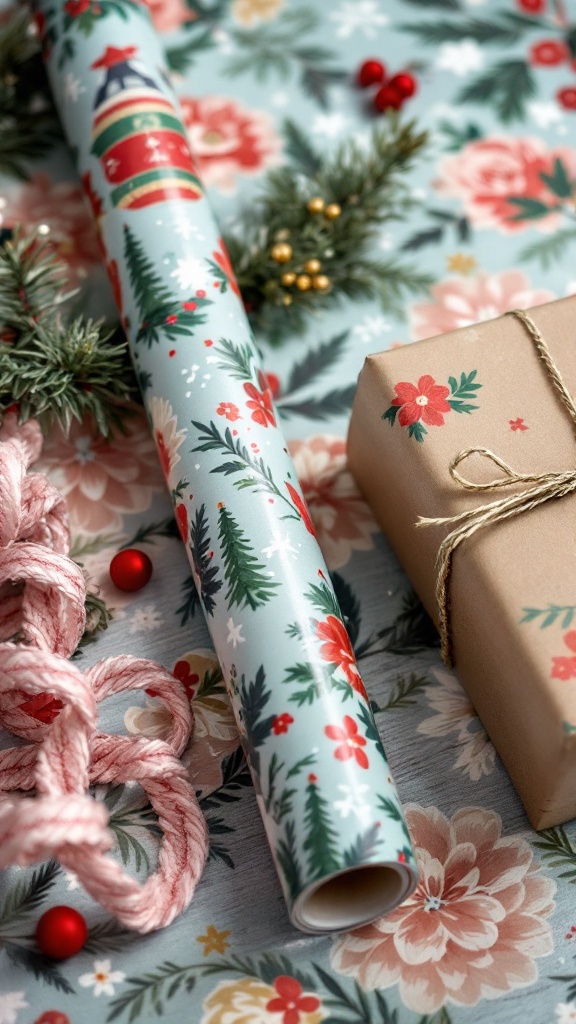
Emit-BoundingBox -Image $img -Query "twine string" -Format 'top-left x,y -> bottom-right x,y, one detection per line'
417,309 -> 576,667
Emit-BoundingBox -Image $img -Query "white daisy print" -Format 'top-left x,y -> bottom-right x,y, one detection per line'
78,959 -> 126,997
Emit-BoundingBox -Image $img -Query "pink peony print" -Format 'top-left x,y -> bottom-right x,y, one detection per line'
331,804 -> 556,1014
288,436 -> 379,570
1,173 -> 102,284
435,136 -> 576,233
180,96 -> 282,193
35,413 -> 163,535
139,0 -> 195,33
410,270 -> 555,340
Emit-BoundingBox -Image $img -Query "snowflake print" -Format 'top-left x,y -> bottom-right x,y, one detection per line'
329,0 -> 388,38
171,256 -> 210,292
226,617 -> 245,647
128,604 -> 164,634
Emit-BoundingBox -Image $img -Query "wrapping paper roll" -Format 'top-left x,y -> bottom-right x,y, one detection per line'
36,0 -> 419,932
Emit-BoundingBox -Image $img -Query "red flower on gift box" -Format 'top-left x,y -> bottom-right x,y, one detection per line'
316,614 -> 368,701
286,481 -> 315,535
391,375 -> 452,428
272,712 -> 294,735
551,630 -> 576,680
244,370 -> 276,427
265,975 -> 322,1024
325,715 -> 369,769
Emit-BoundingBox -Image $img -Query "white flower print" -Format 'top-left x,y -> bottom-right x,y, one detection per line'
329,0 -> 388,38
417,667 -> 495,780
557,1004 -> 576,1024
78,959 -> 126,997
436,39 -> 484,76
128,603 -> 164,634
0,992 -> 27,1024
170,255 -> 210,292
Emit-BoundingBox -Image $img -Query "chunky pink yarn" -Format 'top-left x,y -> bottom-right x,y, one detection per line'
0,414 -> 209,932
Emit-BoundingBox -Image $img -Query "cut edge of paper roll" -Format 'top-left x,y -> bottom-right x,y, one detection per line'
292,862 -> 418,933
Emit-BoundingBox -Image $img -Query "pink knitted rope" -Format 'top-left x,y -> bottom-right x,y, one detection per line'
0,417 -> 209,932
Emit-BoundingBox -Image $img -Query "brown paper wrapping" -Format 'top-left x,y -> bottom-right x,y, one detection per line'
347,295 -> 576,830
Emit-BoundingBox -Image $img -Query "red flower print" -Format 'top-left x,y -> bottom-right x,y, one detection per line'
286,481 -> 315,535
265,371 -> 281,398
517,0 -> 546,10
217,401 -> 241,422
173,659 -> 200,701
509,417 -> 528,431
64,0 -> 90,15
325,715 -> 369,769
551,630 -> 576,680
33,1013 -> 71,1024
244,370 -> 276,427
265,975 -> 321,1024
316,615 -> 368,701
391,375 -> 451,427
212,239 -> 241,296
175,503 -> 188,542
558,87 -> 576,111
530,39 -> 569,66
272,712 -> 294,735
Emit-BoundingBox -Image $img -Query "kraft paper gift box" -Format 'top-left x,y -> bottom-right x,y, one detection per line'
347,295 -> 576,830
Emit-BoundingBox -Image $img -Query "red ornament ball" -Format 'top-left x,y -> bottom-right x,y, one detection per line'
557,86 -> 576,110
109,548 -> 153,591
357,58 -> 386,88
388,71 -> 417,99
36,906 -> 87,960
374,84 -> 404,112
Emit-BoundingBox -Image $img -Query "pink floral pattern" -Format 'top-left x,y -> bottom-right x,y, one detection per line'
410,270 -> 555,340
435,137 -> 576,233
331,804 -> 556,1013
180,96 -> 282,193
35,413 -> 163,535
288,436 -> 378,570
139,0 -> 195,33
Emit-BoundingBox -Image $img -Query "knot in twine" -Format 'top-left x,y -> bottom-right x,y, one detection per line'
0,414 -> 208,932
417,309 -> 576,668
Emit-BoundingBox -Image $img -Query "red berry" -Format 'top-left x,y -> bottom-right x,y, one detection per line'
357,59 -> 386,88
374,84 -> 404,112
109,548 -> 153,591
388,72 -> 417,99
165,313 -> 178,324
34,1013 -> 71,1024
517,0 -> 546,10
530,39 -> 569,66
557,86 -> 576,110
36,906 -> 87,960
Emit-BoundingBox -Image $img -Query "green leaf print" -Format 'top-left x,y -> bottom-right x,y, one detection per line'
532,826 -> 576,884
343,824 -> 381,867
447,370 -> 481,413
214,337 -> 255,382
519,228 -> 576,270
218,505 -> 279,611
238,665 -> 275,777
0,860 -> 59,931
303,775 -> 341,879
521,604 -> 576,629
457,59 -> 537,124
276,819 -> 304,903
189,503 -> 223,616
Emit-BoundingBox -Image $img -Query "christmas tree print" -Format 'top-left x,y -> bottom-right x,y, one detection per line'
238,665 -> 275,778
218,505 -> 279,611
123,226 -> 211,346
189,503 -> 222,616
303,774 -> 341,880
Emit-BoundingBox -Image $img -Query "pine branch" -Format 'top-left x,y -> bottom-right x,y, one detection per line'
0,860 -> 59,931
222,116 -> 430,343
218,505 -> 279,610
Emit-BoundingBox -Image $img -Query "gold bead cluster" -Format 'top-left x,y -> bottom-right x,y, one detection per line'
270,196 -> 340,305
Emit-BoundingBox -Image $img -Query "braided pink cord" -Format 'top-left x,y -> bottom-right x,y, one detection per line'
0,414 -> 209,932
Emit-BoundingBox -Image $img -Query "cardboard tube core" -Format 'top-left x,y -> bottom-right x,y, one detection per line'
294,864 -> 408,933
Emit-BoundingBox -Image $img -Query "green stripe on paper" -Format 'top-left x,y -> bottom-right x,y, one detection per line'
110,168 -> 201,205
91,111 -> 185,157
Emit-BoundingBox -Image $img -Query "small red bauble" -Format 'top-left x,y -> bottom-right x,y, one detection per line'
109,548 -> 153,591
388,72 -> 417,98
357,58 -> 386,88
557,86 -> 576,110
374,84 -> 404,112
36,906 -> 87,960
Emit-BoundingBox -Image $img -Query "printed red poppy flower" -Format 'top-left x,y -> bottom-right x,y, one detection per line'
173,659 -> 201,700
391,374 -> 451,427
216,401 -> 241,422
529,39 -> 569,66
316,614 -> 368,701
265,975 -> 321,1024
286,481 -> 315,535
244,370 -> 276,427
325,715 -> 369,769
551,630 -> 576,680
272,712 -> 294,735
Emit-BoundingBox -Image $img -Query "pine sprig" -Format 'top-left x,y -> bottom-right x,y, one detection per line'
0,8 -> 61,180
223,116 -> 430,342
0,231 -> 136,435
0,860 -> 59,931
532,826 -> 576,882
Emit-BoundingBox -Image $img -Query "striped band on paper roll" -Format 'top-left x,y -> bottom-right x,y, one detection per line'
36,0 -> 419,932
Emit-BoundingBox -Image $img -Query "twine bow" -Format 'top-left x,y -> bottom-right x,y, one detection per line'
417,309 -> 576,667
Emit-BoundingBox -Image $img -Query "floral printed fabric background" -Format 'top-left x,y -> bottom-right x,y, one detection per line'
1,1 -> 576,1022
